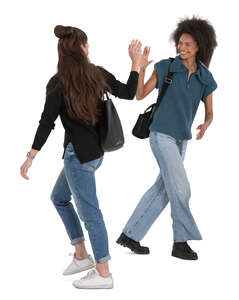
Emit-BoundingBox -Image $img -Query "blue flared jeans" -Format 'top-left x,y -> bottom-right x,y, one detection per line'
123,131 -> 202,242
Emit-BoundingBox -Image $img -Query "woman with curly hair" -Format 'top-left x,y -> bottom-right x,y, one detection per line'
20,25 -> 142,288
117,17 -> 217,260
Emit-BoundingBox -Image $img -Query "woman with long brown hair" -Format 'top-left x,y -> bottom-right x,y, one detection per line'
20,25 -> 141,289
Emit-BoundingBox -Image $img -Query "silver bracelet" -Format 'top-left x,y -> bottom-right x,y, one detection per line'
27,152 -> 35,160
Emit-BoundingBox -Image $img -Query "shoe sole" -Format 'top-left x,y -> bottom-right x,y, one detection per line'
171,252 -> 198,260
72,283 -> 113,289
116,239 -> 149,255
63,263 -> 96,276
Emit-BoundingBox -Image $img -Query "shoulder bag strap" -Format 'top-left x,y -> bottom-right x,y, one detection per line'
154,57 -> 175,112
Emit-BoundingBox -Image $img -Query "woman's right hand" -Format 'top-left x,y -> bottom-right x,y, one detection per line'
128,39 -> 142,66
20,158 -> 32,180
140,46 -> 153,70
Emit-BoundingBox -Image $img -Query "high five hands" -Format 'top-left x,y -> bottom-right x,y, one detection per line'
128,40 -> 153,71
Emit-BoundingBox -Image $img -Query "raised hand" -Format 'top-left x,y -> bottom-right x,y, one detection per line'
140,46 -> 153,70
128,39 -> 142,66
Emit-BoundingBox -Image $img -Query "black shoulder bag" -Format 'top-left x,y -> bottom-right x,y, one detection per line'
99,91 -> 125,152
132,58 -> 175,139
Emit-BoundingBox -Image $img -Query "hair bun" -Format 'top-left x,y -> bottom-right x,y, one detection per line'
54,25 -> 72,38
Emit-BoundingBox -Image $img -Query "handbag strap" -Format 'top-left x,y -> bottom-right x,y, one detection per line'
154,57 -> 175,111
103,91 -> 110,101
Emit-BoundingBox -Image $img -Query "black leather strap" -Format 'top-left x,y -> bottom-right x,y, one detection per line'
154,57 -> 175,111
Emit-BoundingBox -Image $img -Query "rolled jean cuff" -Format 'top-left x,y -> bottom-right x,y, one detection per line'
174,237 -> 203,242
96,254 -> 111,264
71,236 -> 85,245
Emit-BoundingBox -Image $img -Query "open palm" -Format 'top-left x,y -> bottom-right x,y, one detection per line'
140,46 -> 153,69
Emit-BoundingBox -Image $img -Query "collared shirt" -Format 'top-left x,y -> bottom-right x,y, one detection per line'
149,55 -> 217,140
31,69 -> 139,163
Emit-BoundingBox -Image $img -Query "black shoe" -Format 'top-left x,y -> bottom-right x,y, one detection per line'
172,242 -> 198,260
116,233 -> 150,254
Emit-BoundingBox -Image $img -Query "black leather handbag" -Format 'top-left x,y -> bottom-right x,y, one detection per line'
132,58 -> 175,139
99,92 -> 124,152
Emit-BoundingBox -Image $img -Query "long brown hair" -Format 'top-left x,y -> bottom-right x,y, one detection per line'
54,25 -> 108,125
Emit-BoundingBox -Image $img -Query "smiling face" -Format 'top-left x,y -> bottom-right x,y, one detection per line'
177,33 -> 199,60
81,41 -> 89,56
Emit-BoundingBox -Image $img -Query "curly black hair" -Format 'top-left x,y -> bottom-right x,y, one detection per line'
171,16 -> 217,68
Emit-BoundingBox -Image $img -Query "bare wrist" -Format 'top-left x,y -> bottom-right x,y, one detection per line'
131,62 -> 140,72
204,119 -> 212,128
140,66 -> 146,73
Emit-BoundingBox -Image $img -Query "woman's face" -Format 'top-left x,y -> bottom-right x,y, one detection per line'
81,41 -> 89,56
177,33 -> 199,60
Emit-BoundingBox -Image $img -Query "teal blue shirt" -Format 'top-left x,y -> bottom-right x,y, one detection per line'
149,55 -> 217,140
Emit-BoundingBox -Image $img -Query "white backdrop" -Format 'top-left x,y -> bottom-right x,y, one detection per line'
1,0 -> 239,299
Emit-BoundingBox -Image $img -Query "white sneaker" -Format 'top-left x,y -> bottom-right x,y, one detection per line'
63,254 -> 95,275
72,269 -> 113,289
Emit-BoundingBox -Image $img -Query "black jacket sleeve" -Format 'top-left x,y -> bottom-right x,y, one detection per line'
31,90 -> 62,150
101,68 -> 139,100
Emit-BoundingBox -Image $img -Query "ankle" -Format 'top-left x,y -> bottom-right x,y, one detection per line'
95,264 -> 110,278
98,270 -> 110,278
74,252 -> 88,260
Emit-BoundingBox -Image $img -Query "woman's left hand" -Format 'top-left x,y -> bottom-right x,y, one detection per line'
196,123 -> 208,140
20,158 -> 32,180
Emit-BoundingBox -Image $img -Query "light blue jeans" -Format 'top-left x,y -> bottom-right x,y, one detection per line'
50,142 -> 111,263
123,131 -> 202,242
